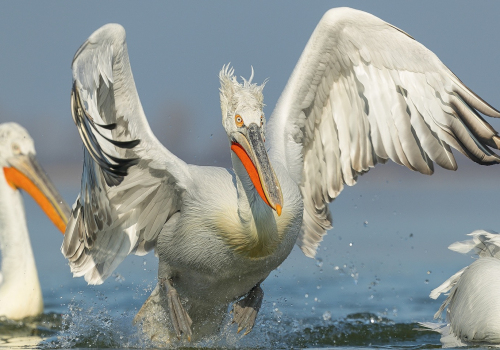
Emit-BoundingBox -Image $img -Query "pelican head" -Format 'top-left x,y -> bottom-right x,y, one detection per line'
0,123 -> 69,233
219,66 -> 283,215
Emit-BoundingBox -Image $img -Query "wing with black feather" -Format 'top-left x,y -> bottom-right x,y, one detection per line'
62,24 -> 190,285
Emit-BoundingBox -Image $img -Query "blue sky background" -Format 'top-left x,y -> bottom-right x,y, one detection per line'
1,1 -> 500,189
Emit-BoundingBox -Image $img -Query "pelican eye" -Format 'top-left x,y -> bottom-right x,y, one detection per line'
12,143 -> 21,155
260,116 -> 264,126
235,114 -> 244,128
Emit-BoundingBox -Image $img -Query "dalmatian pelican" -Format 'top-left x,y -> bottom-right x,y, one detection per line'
424,231 -> 500,347
62,7 -> 500,341
0,122 -> 69,320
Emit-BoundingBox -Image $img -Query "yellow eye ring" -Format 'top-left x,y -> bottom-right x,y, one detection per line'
235,114 -> 244,127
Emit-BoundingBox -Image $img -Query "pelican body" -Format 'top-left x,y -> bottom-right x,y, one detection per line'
152,163 -> 302,336
62,8 -> 500,342
0,123 -> 69,320
426,231 -> 500,347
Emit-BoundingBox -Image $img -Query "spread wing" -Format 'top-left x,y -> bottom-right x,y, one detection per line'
61,24 -> 189,285
266,8 -> 500,258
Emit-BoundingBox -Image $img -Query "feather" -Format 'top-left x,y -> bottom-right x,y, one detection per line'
266,7 -> 500,257
61,24 -> 189,284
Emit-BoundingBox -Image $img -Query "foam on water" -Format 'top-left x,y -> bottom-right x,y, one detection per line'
0,293 -> 442,349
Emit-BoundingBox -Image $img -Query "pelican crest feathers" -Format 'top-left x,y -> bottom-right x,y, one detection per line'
219,65 -> 267,123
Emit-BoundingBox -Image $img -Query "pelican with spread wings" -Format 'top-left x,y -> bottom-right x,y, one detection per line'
62,7 -> 500,341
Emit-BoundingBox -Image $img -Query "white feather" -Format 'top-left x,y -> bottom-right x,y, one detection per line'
428,230 -> 500,345
266,8 -> 500,257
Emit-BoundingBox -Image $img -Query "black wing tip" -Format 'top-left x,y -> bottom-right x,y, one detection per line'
71,81 -> 141,185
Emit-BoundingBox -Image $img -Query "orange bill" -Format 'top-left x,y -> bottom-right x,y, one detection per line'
231,142 -> 271,207
231,123 -> 283,215
4,154 -> 70,234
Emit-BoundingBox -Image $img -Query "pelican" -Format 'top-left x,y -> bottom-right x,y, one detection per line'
62,8 -> 500,341
0,122 -> 70,320
423,230 -> 500,347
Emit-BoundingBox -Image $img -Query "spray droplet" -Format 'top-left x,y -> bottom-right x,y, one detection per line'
322,311 -> 332,321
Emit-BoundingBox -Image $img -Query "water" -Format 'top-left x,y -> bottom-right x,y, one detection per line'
3,163 -> 499,349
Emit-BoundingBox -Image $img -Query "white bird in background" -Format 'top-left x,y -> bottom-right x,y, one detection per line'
424,230 -> 500,347
0,122 -> 70,320
62,7 -> 500,342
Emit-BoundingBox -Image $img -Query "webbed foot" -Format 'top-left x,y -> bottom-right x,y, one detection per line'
162,278 -> 193,341
232,284 -> 264,335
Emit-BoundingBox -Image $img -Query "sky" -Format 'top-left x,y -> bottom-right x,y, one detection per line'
2,1 -> 500,318
1,1 -> 500,189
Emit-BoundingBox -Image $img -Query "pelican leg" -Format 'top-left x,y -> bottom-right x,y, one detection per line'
161,277 -> 193,341
232,283 -> 264,335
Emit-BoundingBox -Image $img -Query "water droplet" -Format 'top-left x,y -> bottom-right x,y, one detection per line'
424,279 -> 429,284
427,270 -> 432,275
349,242 -> 353,247
363,221 -> 368,227
409,233 -> 414,238
316,285 -> 321,290
112,273 -> 125,283
305,294 -> 309,298
315,258 -> 323,268
322,311 -> 331,321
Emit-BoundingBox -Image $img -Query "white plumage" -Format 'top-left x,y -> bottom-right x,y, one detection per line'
62,8 -> 500,341
0,123 -> 69,320
425,230 -> 500,347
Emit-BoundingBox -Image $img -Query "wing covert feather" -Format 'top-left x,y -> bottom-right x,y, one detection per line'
62,24 -> 189,285
266,8 -> 500,257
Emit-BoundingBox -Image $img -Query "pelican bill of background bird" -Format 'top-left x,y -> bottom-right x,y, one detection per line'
62,7 -> 500,341
0,122 -> 70,320
422,230 -> 500,347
